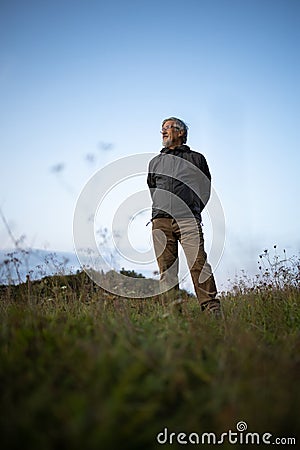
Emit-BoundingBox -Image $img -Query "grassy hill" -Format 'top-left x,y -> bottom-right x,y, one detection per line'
0,258 -> 299,449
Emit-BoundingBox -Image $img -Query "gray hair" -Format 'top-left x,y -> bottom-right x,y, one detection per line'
162,117 -> 189,144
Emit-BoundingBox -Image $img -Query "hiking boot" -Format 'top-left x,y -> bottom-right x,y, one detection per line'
201,299 -> 223,318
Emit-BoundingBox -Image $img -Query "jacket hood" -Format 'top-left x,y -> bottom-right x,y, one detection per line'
160,145 -> 191,154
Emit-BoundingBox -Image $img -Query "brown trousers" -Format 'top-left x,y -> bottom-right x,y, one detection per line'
152,218 -> 219,310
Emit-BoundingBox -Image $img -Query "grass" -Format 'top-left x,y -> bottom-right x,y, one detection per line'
0,261 -> 299,449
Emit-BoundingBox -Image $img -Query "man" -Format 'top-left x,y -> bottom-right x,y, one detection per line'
147,117 -> 220,314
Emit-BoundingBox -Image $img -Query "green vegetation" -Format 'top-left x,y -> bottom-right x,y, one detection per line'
0,251 -> 299,449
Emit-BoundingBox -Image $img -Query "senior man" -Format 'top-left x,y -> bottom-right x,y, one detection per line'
147,117 -> 220,314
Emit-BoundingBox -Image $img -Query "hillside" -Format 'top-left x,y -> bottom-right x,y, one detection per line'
0,262 -> 299,449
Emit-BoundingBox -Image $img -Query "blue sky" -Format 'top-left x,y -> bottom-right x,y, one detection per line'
0,0 -> 299,289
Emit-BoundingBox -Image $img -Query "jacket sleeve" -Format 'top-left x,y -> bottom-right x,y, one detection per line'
147,161 -> 156,190
199,154 -> 211,209
147,160 -> 156,199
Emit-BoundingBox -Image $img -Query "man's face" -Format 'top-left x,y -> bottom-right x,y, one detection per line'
161,120 -> 184,149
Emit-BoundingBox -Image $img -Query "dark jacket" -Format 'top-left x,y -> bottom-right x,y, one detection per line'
147,145 -> 211,221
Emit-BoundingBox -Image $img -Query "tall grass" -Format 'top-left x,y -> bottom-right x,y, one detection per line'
0,251 -> 299,449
